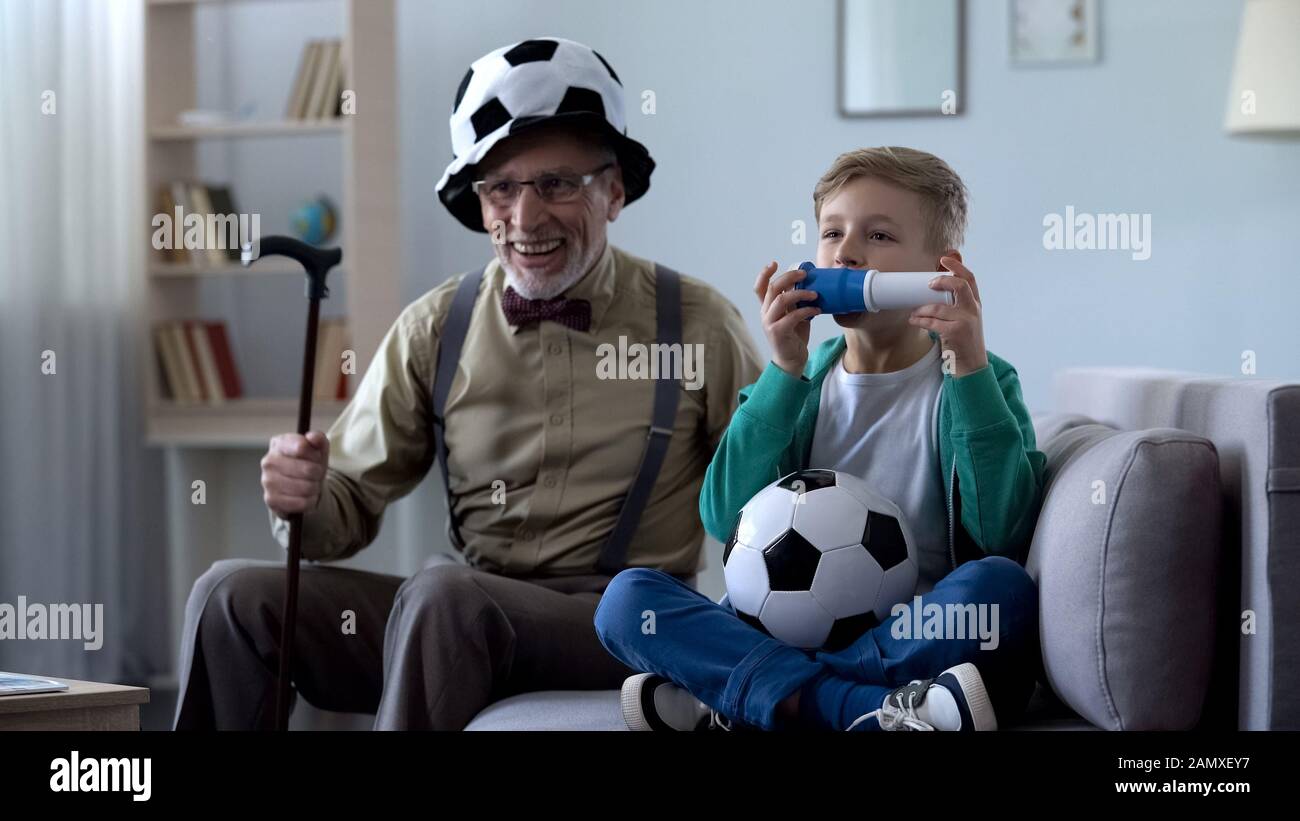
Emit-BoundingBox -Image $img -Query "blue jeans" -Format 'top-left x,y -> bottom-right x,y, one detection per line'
594,555 -> 1041,731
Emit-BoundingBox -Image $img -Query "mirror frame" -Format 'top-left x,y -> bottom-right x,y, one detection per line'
837,0 -> 966,118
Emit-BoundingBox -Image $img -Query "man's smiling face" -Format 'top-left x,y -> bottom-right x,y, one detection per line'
477,124 -> 625,299
816,175 -> 941,330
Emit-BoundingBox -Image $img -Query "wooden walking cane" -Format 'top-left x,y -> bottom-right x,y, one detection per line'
241,235 -> 342,731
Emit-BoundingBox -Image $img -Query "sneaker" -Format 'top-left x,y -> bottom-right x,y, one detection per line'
848,662 -> 996,732
620,672 -> 731,731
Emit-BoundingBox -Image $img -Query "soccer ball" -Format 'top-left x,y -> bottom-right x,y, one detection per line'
723,469 -> 918,651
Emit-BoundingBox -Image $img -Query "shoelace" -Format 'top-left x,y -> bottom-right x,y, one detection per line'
707,709 -> 733,731
879,688 -> 936,731
846,682 -> 936,731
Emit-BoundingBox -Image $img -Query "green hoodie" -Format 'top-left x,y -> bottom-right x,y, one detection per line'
700,330 -> 1047,585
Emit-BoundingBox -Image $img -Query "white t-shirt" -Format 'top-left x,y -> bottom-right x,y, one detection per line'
807,340 -> 948,590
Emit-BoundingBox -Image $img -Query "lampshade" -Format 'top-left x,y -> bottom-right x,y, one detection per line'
1225,0 -> 1300,135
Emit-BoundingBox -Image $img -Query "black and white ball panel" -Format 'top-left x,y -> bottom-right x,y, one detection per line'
448,38 -> 626,167
721,542 -> 770,619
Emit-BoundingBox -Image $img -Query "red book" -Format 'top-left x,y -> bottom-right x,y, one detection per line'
206,321 -> 244,399
337,325 -> 350,399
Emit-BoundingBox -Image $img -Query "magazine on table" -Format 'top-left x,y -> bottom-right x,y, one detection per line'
0,673 -> 70,696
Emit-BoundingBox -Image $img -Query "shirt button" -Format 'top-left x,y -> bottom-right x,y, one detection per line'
543,475 -> 557,488
550,414 -> 564,426
548,343 -> 563,355
520,530 -> 534,542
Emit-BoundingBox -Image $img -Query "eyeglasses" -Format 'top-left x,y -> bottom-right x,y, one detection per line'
472,162 -> 615,207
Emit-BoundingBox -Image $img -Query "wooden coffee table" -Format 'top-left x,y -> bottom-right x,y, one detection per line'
0,678 -> 149,730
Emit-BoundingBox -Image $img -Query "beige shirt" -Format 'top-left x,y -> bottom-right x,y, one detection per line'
270,242 -> 763,577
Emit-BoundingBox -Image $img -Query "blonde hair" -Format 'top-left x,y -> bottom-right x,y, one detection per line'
812,146 -> 968,252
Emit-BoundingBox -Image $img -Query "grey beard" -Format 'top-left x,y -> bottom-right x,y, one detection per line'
499,240 -> 603,300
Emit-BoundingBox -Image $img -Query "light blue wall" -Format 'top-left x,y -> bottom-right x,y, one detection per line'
398,0 -> 1300,413
203,0 -> 1300,411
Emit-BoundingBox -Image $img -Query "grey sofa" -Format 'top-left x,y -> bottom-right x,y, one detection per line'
298,366 -> 1300,731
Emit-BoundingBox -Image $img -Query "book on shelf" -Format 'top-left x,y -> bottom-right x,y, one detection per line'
312,317 -> 351,402
153,181 -> 243,269
153,319 -> 243,405
185,183 -> 222,269
287,41 -> 321,119
323,42 -> 345,118
168,322 -> 203,402
204,185 -> 242,266
287,38 -> 345,120
156,185 -> 184,264
306,41 -> 338,120
152,318 -> 350,406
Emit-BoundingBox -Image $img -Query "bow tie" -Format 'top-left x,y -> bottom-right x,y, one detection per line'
500,286 -> 592,332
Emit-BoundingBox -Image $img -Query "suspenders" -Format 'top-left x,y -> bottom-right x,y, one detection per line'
599,265 -> 682,573
429,263 -> 683,574
430,265 -> 488,552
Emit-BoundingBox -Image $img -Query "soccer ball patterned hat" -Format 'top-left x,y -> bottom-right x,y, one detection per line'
436,37 -> 656,232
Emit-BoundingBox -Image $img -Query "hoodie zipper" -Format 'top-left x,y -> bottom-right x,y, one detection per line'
937,372 -> 956,572
947,457 -> 957,571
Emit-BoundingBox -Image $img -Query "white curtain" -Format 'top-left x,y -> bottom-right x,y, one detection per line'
0,0 -> 167,683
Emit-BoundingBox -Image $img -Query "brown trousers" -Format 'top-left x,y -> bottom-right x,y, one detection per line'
172,556 -> 642,730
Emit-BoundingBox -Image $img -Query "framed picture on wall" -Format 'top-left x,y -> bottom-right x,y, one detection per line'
839,0 -> 965,117
1010,0 -> 1100,65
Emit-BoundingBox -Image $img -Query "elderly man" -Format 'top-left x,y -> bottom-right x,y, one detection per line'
172,38 -> 761,730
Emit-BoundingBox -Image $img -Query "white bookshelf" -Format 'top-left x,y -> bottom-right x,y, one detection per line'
143,0 -> 398,444
148,399 -> 350,448
149,259 -> 317,277
149,119 -> 350,140
143,0 -> 400,677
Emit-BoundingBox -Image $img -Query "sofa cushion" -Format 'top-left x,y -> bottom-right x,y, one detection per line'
1004,682 -> 1096,731
1051,368 -> 1300,730
1025,417 -> 1221,730
465,690 -> 625,731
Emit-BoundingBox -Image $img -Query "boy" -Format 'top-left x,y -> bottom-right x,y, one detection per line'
595,146 -> 1047,731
